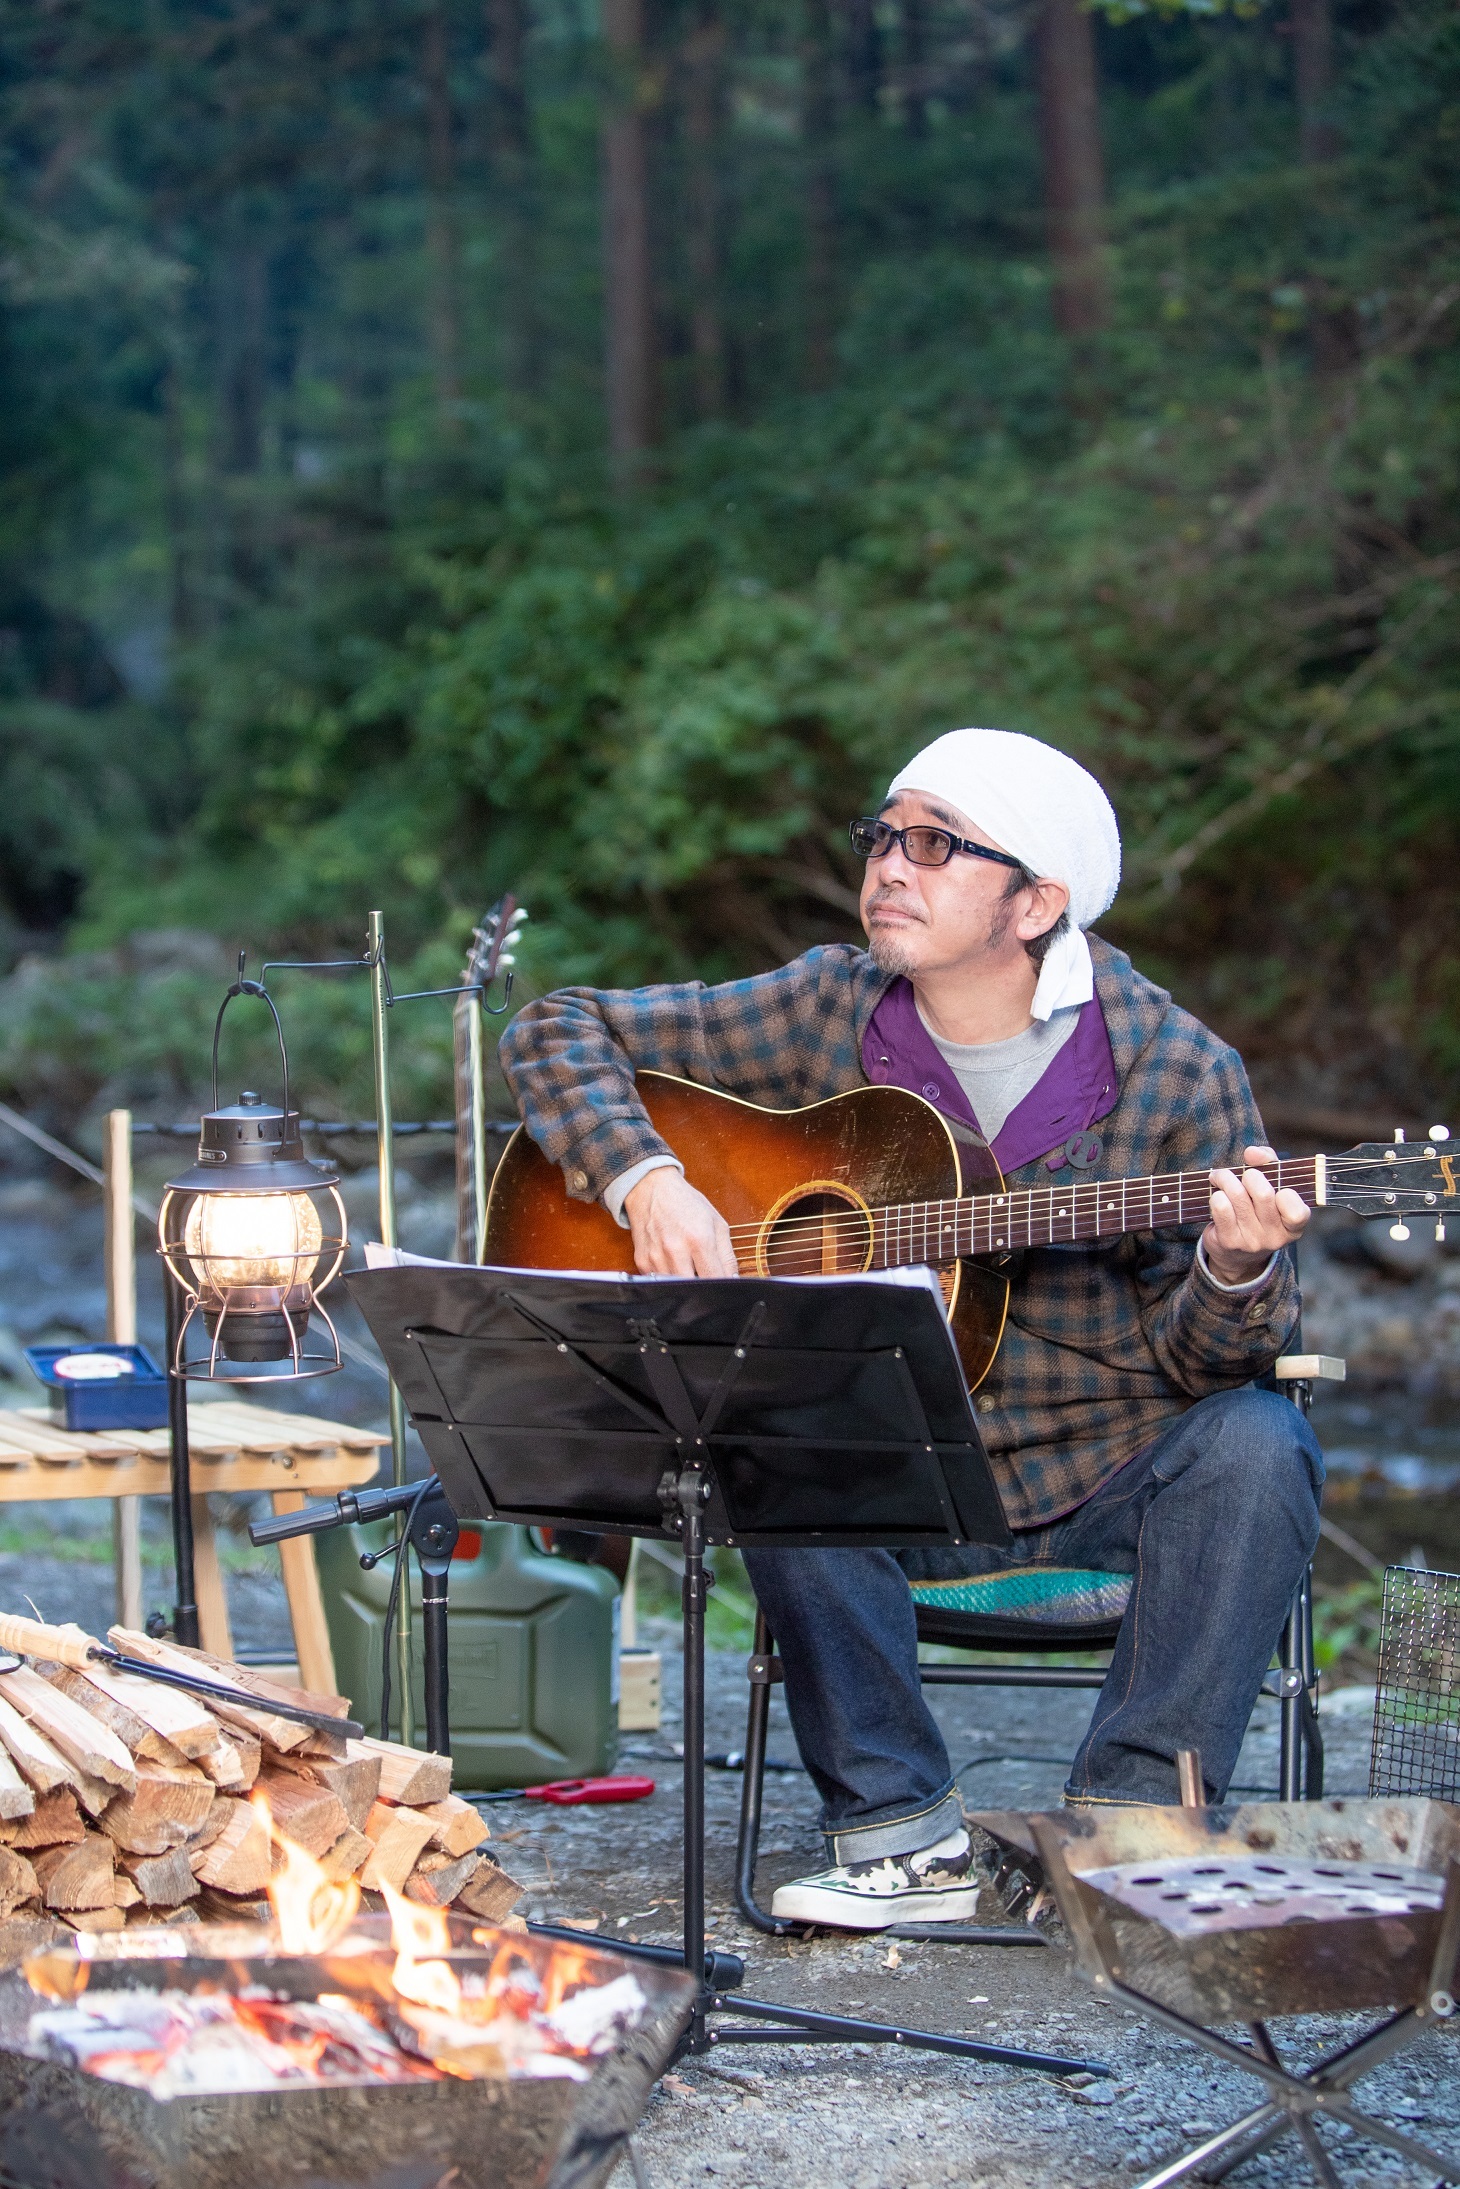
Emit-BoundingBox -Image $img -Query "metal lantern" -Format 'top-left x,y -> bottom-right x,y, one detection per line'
159,981 -> 346,1381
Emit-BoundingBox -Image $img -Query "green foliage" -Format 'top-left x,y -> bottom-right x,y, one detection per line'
0,0 -> 1453,1128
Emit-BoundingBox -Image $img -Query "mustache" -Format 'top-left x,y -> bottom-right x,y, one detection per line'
864,890 -> 927,923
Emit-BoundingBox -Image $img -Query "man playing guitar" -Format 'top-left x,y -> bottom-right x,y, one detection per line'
499,727 -> 1318,1930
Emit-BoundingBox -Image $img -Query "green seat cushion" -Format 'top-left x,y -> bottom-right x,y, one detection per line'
908,1568 -> 1132,1627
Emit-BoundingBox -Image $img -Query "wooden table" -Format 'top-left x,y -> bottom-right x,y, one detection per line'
0,1399 -> 388,1697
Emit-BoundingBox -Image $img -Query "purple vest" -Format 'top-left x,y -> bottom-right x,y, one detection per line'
861,976 -> 1119,1176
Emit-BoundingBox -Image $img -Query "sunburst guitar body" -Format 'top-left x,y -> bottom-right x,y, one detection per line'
482,1072 -> 1013,1394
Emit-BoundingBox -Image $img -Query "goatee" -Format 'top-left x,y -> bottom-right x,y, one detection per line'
867,928 -> 918,979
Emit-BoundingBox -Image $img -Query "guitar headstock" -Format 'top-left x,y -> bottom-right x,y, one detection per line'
461,894 -> 527,1010
1329,1128 -> 1454,1239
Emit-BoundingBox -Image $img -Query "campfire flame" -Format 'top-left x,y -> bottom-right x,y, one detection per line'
252,1791 -> 360,1954
379,1881 -> 463,2015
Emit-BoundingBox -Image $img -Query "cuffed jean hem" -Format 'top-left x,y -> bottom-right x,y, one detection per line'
825,1787 -> 963,1866
1061,1790 -> 1171,1811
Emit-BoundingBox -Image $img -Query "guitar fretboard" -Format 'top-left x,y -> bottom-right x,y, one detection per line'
867,1156 -> 1322,1267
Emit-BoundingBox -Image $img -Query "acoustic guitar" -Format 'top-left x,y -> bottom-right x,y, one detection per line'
483,1074 -> 1454,1393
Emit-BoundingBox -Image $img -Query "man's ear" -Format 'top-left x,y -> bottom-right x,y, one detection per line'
1017,877 -> 1070,942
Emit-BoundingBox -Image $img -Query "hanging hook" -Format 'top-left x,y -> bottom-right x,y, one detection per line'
209,952 -> 292,1120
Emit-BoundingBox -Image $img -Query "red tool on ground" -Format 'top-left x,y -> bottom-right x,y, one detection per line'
475,1775 -> 656,1805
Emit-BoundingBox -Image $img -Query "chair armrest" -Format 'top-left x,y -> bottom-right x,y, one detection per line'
1274,1354 -> 1346,1382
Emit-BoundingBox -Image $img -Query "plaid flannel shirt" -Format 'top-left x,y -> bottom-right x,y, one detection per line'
499,935 -> 1300,1528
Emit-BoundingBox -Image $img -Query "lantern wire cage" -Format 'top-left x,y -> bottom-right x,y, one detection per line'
1368,1564 -> 1460,1800
158,1181 -> 348,1383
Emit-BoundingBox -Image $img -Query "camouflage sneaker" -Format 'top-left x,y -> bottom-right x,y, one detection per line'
769,1828 -> 981,1930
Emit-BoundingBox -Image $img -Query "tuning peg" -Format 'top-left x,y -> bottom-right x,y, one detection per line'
1431,1124 -> 1451,1141
1394,1128 -> 1406,1143
1389,1222 -> 1411,1241
1437,1221 -> 1447,1244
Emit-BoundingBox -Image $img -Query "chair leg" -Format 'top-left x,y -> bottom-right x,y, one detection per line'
735,1610 -> 792,1934
1278,1568 -> 1324,1801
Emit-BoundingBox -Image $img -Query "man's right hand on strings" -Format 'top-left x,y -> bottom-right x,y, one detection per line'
623,1166 -> 738,1278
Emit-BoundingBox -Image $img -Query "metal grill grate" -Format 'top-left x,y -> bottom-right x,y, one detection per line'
1369,1565 -> 1460,1799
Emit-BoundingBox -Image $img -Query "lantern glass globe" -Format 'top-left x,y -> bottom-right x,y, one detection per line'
183,1190 -> 324,1294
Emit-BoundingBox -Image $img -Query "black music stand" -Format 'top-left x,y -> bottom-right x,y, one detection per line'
345,1261 -> 1105,2079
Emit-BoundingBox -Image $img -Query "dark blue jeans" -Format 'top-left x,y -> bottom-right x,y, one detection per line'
742,1387 -> 1323,1864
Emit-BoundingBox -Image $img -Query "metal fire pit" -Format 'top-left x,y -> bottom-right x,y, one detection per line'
974,1799 -> 1460,2188
0,1918 -> 694,2189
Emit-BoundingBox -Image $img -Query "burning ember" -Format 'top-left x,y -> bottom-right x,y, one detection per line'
20,1799 -> 652,2096
28,1988 -> 435,2099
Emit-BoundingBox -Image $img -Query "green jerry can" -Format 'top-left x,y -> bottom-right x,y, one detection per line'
313,1517 -> 620,1791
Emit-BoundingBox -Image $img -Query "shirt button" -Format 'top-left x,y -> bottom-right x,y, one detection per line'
975,1394 -> 997,1414
571,1169 -> 589,1192
922,1081 -> 941,1099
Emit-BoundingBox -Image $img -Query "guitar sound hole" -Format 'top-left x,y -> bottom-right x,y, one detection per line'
763,1191 -> 873,1276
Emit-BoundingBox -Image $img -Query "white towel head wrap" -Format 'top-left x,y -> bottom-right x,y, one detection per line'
886,727 -> 1121,1021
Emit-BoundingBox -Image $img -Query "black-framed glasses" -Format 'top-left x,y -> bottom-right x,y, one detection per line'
849,817 -> 1026,872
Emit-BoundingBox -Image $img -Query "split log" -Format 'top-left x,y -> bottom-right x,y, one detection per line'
0,1747 -> 33,1824
189,1799 -> 270,1896
60,1907 -> 126,1934
192,1799 -> 231,1850
353,1736 -> 451,1807
360,1801 -> 437,1892
194,1886 -> 272,1925
253,1769 -> 348,1859
451,1855 -> 522,1923
99,1759 -> 215,1856
0,1847 -> 38,1917
0,1667 -> 136,1794
318,1828 -> 372,1881
159,1640 -> 349,1755
47,1667 -> 187,1768
106,1629 -> 311,1752
119,1848 -> 200,1909
264,1746 -> 380,1833
0,1690 -> 82,1799
417,1795 -> 489,1859
7,1790 -> 82,1850
126,1903 -> 201,1928
33,1834 -> 117,1912
50,1661 -> 218,1764
112,1877 -> 142,1908
201,1726 -> 259,1791
404,1850 -> 480,1908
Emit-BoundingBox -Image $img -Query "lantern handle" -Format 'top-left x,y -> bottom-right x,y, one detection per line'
211,953 -> 292,1123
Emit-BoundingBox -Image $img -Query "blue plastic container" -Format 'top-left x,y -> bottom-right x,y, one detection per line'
23,1343 -> 170,1432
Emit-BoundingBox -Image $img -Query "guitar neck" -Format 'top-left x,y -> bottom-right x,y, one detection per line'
872,1156 -> 1324,1266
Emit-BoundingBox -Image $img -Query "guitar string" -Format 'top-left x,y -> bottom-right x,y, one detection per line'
705,1152 -> 1436,1265
713,1150 -> 1430,1244
715,1158 -> 1332,1244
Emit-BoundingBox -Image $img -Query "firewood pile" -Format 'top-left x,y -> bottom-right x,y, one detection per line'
0,1625 -> 520,1945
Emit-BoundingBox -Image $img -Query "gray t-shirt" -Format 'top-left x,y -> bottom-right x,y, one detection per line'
919,1005 -> 1080,1143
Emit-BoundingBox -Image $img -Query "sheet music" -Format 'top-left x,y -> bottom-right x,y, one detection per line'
363,1241 -> 945,1302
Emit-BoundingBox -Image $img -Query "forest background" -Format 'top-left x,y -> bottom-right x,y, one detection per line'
0,0 -> 1455,1138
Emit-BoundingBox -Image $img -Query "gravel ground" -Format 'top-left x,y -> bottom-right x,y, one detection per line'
480,1627 -> 1458,2189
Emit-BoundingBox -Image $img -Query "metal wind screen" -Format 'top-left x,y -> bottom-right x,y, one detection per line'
1369,1565 -> 1460,1799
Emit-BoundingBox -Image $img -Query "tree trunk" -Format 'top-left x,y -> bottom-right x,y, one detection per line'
601,0 -> 656,479
217,242 -> 267,594
486,0 -> 536,391
1291,0 -> 1338,164
1035,0 -> 1108,338
903,0 -> 928,138
802,0 -> 837,390
683,3 -> 725,420
162,345 -> 195,641
842,0 -> 881,118
423,0 -> 463,416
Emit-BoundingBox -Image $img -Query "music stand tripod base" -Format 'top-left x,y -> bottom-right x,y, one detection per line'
344,1263 -> 1113,2084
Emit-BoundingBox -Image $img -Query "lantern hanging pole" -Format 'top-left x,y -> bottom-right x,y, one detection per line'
369,908 -> 414,1747
165,1265 -> 200,1648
